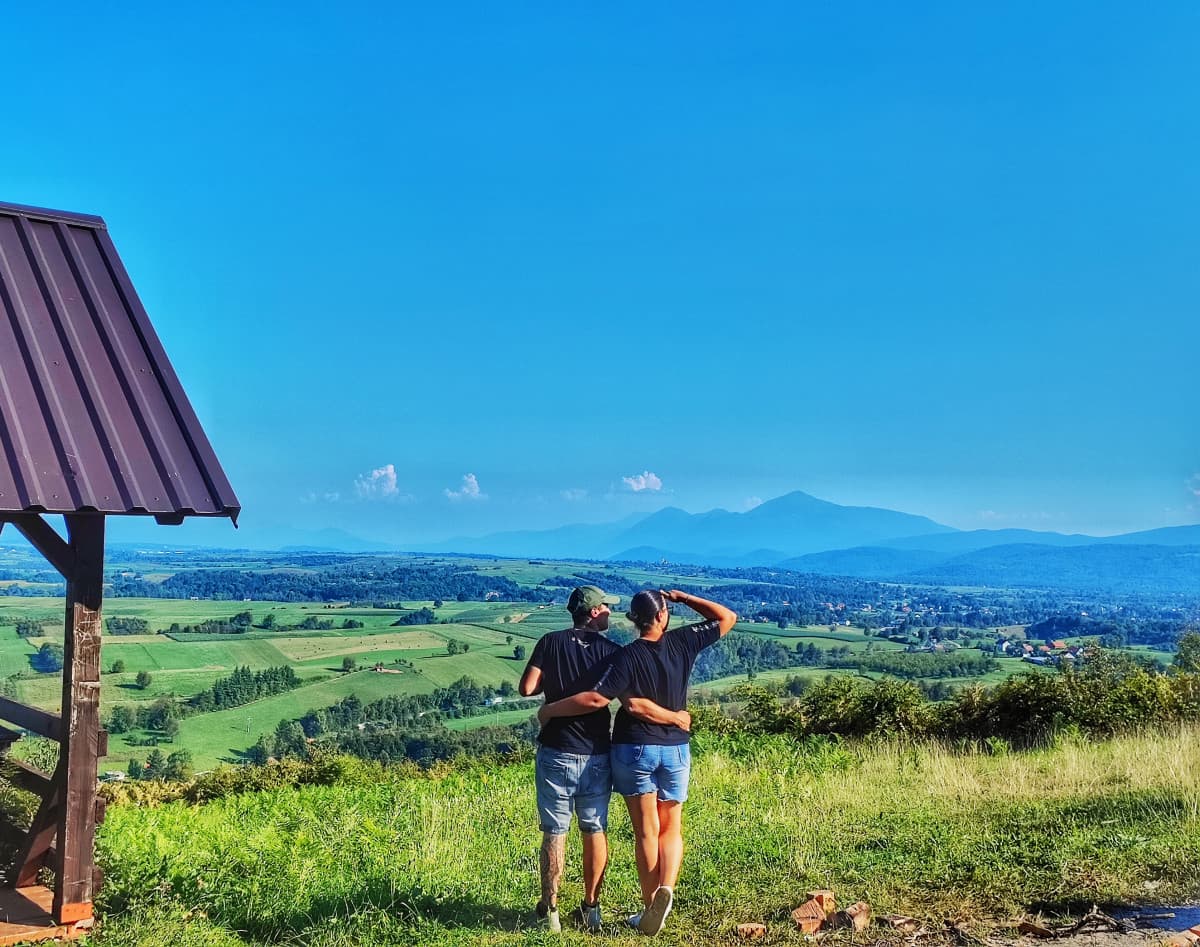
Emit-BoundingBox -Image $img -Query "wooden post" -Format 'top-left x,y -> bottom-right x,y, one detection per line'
52,515 -> 104,925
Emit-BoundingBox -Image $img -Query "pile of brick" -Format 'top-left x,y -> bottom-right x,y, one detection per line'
737,889 -> 888,940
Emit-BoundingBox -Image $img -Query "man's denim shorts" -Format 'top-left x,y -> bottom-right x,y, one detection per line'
611,742 -> 691,802
535,746 -> 612,835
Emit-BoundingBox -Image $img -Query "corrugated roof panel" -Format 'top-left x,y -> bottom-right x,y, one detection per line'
0,201 -> 239,522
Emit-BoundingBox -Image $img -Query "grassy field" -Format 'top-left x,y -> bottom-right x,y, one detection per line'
90,725 -> 1200,946
0,595 -> 538,768
0,594 -> 1078,770
151,669 -> 439,769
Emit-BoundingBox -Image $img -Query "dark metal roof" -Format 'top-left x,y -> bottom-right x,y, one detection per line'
0,200 -> 239,524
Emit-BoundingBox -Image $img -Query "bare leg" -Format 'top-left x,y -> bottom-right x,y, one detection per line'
624,793 -> 661,908
656,800 -> 684,891
539,831 -> 565,909
581,831 -> 607,904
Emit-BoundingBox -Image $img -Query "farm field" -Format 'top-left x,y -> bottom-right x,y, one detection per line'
0,596 -> 549,770
691,655 -> 1038,695
163,668 -> 439,769
444,706 -> 536,731
731,621 -> 909,650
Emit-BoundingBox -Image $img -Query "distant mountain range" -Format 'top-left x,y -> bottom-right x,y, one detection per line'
428,491 -> 956,561
427,490 -> 1200,593
5,489 -> 1195,593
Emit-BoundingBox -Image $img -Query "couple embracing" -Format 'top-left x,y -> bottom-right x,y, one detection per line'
519,584 -> 737,935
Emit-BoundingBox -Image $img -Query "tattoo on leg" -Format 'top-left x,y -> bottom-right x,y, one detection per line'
540,832 -> 565,908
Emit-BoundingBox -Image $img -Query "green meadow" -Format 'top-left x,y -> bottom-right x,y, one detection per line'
0,596 -> 549,770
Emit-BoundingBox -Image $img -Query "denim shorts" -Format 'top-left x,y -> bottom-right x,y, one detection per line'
611,743 -> 691,802
535,746 -> 612,835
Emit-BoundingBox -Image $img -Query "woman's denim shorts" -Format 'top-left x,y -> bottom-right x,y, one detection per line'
611,742 -> 691,802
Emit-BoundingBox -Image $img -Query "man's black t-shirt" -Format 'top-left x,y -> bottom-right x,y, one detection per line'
526,627 -> 621,754
594,620 -> 722,746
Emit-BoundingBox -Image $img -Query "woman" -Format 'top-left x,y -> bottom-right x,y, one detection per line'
538,588 -> 737,935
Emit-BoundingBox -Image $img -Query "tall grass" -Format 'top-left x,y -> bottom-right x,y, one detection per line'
90,727 -> 1200,946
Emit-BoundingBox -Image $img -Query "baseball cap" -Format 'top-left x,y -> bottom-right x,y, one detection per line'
568,585 -> 620,613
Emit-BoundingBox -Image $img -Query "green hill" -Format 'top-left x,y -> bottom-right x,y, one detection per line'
91,727 -> 1200,945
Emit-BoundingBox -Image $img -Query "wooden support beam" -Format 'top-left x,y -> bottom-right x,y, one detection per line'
12,761 -> 65,888
0,699 -> 62,742
52,515 -> 104,926
6,516 -> 73,579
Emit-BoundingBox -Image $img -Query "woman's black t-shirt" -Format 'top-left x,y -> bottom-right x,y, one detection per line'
593,620 -> 721,746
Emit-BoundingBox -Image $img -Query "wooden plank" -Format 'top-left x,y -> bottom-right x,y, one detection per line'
3,760 -> 51,798
0,886 -> 88,944
52,514 -> 104,925
0,699 -> 62,742
7,515 -> 72,579
12,760 -> 64,888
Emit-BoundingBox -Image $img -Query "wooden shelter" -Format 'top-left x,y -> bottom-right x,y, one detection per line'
0,200 -> 240,940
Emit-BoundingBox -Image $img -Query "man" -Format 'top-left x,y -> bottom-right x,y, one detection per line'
520,585 -> 688,933
537,589 -> 737,936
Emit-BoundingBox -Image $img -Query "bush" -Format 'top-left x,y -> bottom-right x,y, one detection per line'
718,658 -> 1200,749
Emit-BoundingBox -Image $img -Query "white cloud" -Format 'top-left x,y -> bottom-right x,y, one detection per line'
742,496 -> 763,511
561,488 -> 588,502
445,473 -> 486,502
622,471 -> 663,493
355,464 -> 400,499
1189,473 -> 1200,497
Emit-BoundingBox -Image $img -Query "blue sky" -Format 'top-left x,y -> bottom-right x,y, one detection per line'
3,2 -> 1197,546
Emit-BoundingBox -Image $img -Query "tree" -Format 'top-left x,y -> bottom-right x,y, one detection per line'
274,720 -> 308,759
245,737 -> 271,765
127,757 -> 143,780
109,659 -> 126,674
135,670 -> 153,690
513,644 -> 526,661
144,748 -> 166,780
505,635 -> 514,645
341,656 -> 357,672
433,599 -> 444,608
163,717 -> 181,741
164,750 -> 193,781
447,639 -> 461,656
1175,631 -> 1200,673
260,613 -> 276,630
108,705 -> 136,734
462,643 -> 470,653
